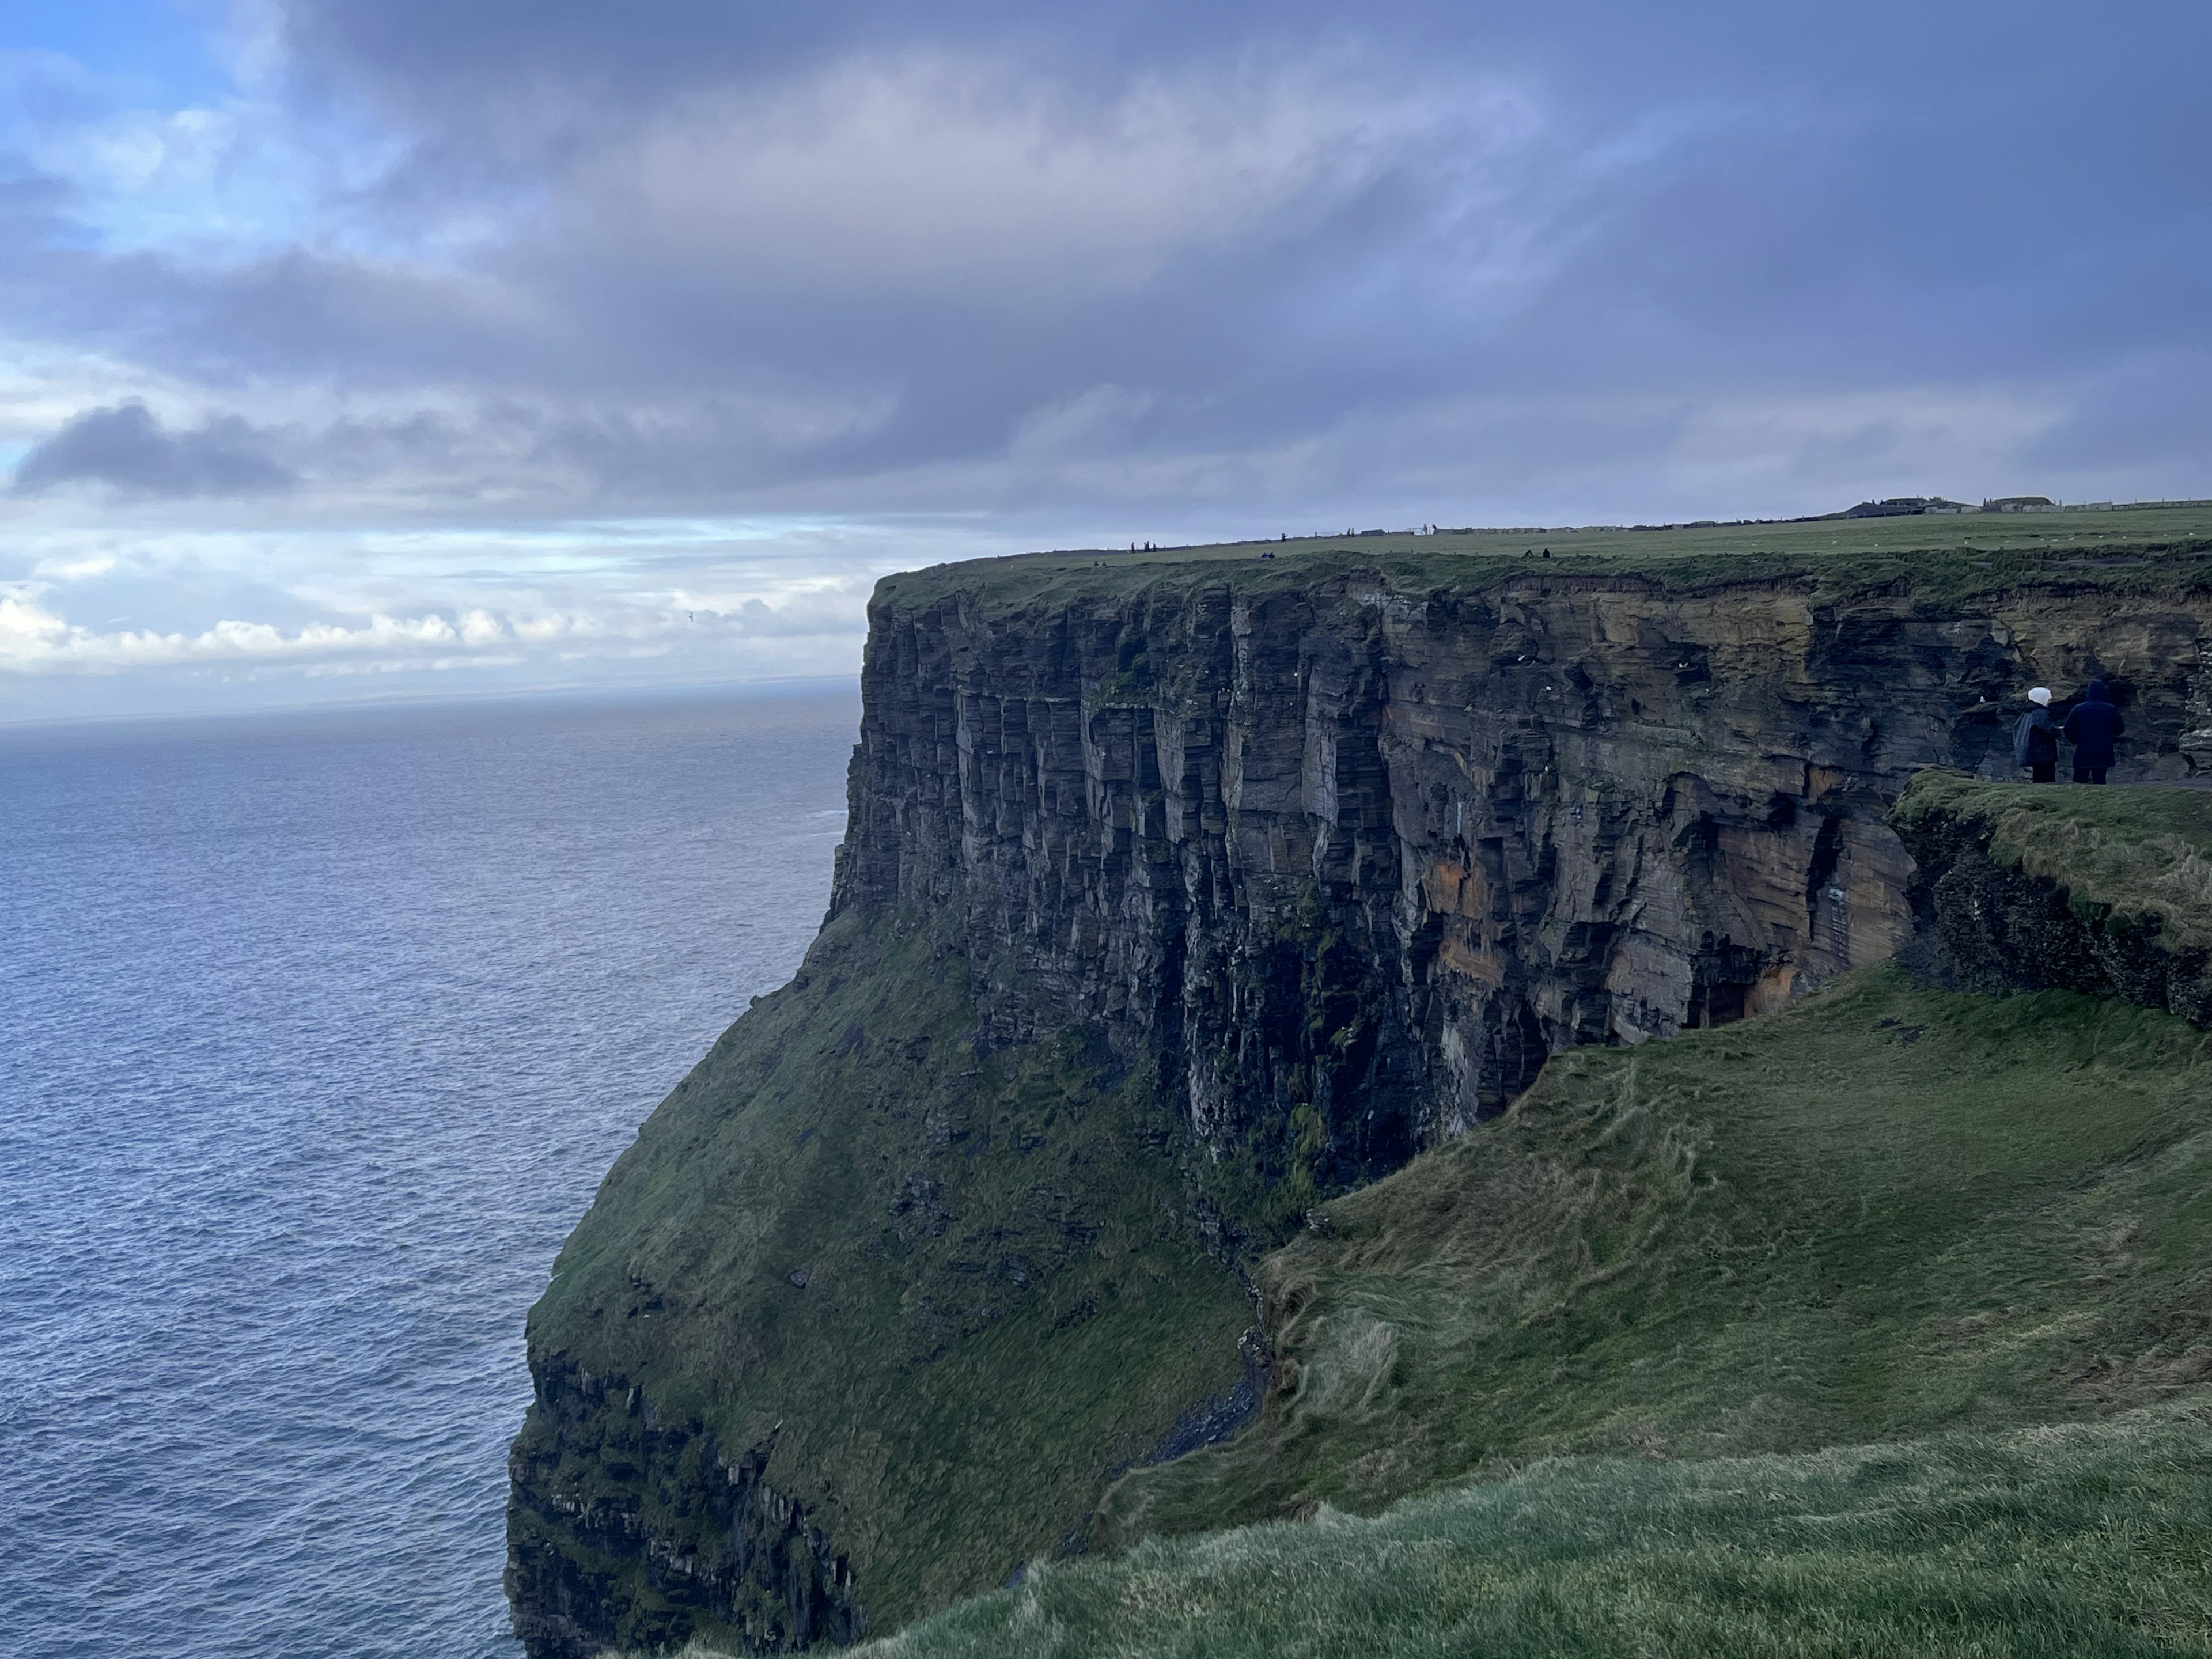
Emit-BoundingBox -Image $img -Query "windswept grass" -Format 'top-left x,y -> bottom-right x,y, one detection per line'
857,1404 -> 2212,1659
1105,965 -> 2212,1540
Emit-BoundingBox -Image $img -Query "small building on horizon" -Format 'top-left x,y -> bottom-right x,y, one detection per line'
1838,496 -> 1973,518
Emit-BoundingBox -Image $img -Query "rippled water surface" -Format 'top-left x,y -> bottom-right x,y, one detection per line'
0,687 -> 858,1659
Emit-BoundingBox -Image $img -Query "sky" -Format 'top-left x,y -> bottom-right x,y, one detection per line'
1,1 -> 2207,720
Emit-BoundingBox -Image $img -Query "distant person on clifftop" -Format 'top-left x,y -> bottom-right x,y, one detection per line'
2063,680 -> 2124,784
2013,686 -> 2061,783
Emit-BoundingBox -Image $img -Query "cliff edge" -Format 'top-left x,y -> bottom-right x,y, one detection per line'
510,509 -> 2212,1654
1893,769 -> 2212,1018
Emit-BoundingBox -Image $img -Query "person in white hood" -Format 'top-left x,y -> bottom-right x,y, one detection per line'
2013,685 -> 2061,783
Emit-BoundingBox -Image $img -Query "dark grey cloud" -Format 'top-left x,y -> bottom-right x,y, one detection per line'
3,0 -> 2208,527
12,403 -> 294,498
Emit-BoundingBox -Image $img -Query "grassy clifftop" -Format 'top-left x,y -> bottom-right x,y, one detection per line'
877,502 -> 2212,611
1897,772 -> 2212,949
1895,774 -> 2212,1021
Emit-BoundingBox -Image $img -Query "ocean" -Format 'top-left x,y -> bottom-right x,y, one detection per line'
0,685 -> 860,1659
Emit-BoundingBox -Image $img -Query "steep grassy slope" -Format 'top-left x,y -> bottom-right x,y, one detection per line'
582,901 -> 2212,1656
507,912 -> 1256,1650
817,944 -> 2212,1657
1103,964 -> 2212,1541
528,773 -> 2212,1654
859,1405 -> 2212,1659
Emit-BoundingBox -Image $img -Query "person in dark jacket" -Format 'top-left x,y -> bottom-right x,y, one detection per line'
2062,680 -> 2125,783
2013,686 -> 2061,782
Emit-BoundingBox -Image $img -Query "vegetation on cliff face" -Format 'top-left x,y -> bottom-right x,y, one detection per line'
507,911 -> 1256,1651
814,781 -> 2212,1658
859,1406 -> 2212,1659
826,925 -> 2212,1656
558,864 -> 2212,1654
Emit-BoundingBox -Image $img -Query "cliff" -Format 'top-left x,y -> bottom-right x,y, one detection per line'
510,509 -> 2212,1654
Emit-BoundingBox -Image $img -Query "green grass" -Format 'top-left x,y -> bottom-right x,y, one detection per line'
855,1404 -> 2212,1658
518,911 -> 1255,1632
828,959 -> 2212,1657
1897,771 -> 2212,950
878,503 -> 2212,614
1104,965 -> 2212,1541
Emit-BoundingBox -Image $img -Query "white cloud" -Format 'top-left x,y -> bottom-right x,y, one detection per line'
0,566 -> 872,681
567,54 -> 1491,305
0,589 -> 457,671
30,551 -> 119,581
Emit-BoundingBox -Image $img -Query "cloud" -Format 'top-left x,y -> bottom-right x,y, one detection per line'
0,577 -> 868,677
12,402 -> 294,498
563,56 -> 1456,307
0,0 -> 2207,718
0,586 -> 454,669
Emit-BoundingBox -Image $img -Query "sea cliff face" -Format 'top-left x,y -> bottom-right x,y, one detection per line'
512,530 -> 2212,1656
840,566 -> 2209,1164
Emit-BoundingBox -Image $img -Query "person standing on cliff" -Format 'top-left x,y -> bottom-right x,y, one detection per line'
2063,680 -> 2125,784
2014,687 -> 2062,782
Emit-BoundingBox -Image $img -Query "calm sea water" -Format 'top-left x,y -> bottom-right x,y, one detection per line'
0,685 -> 858,1659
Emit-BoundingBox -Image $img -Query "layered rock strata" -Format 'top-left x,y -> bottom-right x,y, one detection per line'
507,1358 -> 862,1658
842,567 -> 2212,1167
